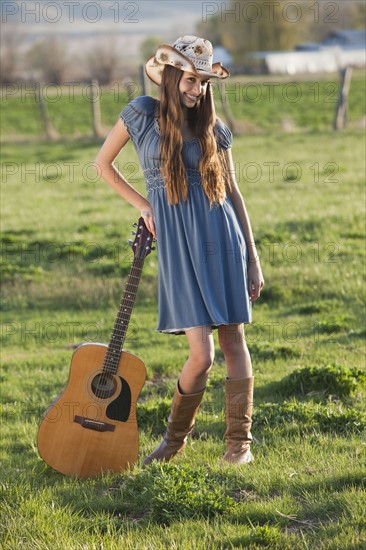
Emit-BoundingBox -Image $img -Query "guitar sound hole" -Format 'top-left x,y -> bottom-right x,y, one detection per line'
91,373 -> 117,399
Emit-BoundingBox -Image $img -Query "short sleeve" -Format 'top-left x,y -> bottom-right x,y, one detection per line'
120,96 -> 156,147
215,118 -> 233,150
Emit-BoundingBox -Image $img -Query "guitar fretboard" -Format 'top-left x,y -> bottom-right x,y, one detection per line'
102,257 -> 145,374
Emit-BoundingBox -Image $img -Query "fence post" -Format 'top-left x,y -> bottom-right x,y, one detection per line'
123,77 -> 137,102
37,83 -> 59,140
218,80 -> 237,135
90,79 -> 104,138
139,65 -> 151,97
334,66 -> 353,130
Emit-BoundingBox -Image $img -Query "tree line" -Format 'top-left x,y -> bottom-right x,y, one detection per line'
197,0 -> 365,63
1,1 -> 365,86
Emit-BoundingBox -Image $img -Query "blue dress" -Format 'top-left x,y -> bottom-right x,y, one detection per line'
120,96 -> 252,334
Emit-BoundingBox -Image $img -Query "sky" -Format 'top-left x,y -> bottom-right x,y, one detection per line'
2,0 -> 229,58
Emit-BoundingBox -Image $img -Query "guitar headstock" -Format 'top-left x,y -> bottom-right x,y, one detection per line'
130,217 -> 154,260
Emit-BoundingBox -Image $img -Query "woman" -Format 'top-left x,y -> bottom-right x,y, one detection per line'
93,36 -> 264,466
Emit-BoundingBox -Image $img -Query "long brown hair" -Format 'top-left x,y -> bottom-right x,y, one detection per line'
158,65 -> 230,207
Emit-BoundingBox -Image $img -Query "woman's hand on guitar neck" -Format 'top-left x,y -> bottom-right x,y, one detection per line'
141,206 -> 156,240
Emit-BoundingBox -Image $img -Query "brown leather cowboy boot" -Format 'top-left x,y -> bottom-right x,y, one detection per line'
143,382 -> 205,466
223,377 -> 254,465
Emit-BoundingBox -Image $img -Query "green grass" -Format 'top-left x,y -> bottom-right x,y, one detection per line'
1,81 -> 365,548
1,71 -> 365,138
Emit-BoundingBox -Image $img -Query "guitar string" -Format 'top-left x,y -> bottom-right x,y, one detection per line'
100,229 -> 151,390
96,264 -> 141,398
95,254 -> 146,399
96,264 -> 142,398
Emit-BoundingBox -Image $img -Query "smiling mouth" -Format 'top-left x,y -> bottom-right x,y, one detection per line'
185,93 -> 200,102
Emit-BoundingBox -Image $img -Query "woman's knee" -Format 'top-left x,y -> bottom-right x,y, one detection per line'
189,346 -> 215,374
218,324 -> 248,359
186,327 -> 215,373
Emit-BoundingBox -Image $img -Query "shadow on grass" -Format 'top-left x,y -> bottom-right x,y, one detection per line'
290,471 -> 365,496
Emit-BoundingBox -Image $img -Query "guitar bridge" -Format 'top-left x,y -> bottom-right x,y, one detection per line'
74,415 -> 115,432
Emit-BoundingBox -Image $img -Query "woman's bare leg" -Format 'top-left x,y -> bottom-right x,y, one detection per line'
218,323 -> 252,379
179,326 -> 215,394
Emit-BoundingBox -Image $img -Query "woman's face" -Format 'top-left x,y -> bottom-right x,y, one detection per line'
178,71 -> 209,109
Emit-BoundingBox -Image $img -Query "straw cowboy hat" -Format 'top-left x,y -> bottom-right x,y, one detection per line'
145,35 -> 230,85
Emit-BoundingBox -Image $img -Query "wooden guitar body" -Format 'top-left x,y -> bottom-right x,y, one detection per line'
37,342 -> 146,478
38,218 -> 154,478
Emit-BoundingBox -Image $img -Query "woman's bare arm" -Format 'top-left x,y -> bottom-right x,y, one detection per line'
223,148 -> 264,300
93,118 -> 156,237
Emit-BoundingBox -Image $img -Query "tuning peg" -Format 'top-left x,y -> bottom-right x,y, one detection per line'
151,246 -> 156,250
152,238 -> 157,242
131,231 -> 136,235
128,239 -> 133,246
133,222 -> 138,227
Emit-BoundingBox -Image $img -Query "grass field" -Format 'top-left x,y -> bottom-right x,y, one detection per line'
1,71 -> 365,139
1,76 -> 366,549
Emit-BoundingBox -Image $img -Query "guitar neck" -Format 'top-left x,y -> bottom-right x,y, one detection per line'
103,257 -> 145,374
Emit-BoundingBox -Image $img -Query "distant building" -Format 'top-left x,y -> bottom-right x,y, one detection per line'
213,46 -> 233,69
246,29 -> 366,75
322,29 -> 366,48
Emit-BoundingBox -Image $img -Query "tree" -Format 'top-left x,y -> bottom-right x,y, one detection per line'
140,37 -> 164,64
0,23 -> 27,84
196,16 -> 224,47
196,0 -> 366,64
26,38 -> 70,85
85,38 -> 119,85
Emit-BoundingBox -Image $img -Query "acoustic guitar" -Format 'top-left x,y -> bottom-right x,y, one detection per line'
37,218 -> 153,478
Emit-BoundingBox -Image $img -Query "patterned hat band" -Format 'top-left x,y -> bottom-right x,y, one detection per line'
145,35 -> 230,86
190,58 -> 213,72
